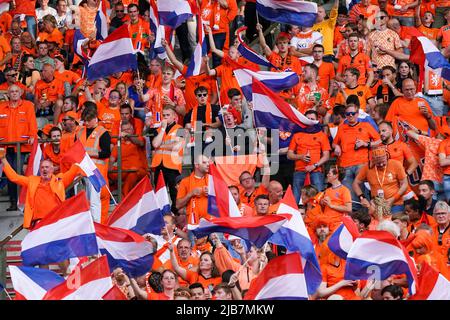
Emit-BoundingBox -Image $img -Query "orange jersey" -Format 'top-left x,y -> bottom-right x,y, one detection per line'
182,68 -> 217,113
267,52 -> 303,74
420,1 -> 437,16
323,184 -> 352,227
0,35 -> 11,71
385,97 -> 434,132
322,259 -> 360,300
177,173 -> 210,225
385,140 -> 414,164
34,78 -> 64,102
337,52 -> 372,85
438,138 -> 450,175
418,25 -> 440,41
98,105 -> 121,133
201,0 -> 238,35
240,185 -> 268,209
317,61 -> 335,92
37,28 -> 64,47
186,270 -> 222,289
438,24 -> 450,48
295,83 -> 331,114
356,160 -> 408,205
215,64 -> 242,105
128,18 -> 151,50
436,0 -> 450,7
333,121 -> 380,167
54,70 -> 81,86
433,224 -> 450,259
335,85 -> 374,111
110,72 -> 133,88
288,131 -> 331,172
391,0 -> 416,17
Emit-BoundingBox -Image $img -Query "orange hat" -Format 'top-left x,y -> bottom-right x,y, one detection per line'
226,106 -> 242,124
313,216 -> 330,230
64,111 -> 79,123
411,231 -> 433,253
276,32 -> 291,43
41,124 -> 54,136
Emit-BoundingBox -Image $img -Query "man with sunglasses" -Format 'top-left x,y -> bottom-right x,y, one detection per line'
109,2 -> 128,32
0,67 -> 27,99
368,11 -> 403,70
432,201 -> 450,259
333,100 -> 381,207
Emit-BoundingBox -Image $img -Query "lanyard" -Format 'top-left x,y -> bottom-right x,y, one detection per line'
374,165 -> 388,189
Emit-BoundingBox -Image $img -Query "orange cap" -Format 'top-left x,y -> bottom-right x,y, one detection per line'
41,124 -> 54,136
64,111 -> 79,123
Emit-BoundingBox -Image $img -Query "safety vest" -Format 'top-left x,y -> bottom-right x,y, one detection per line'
77,125 -> 109,177
151,123 -> 183,172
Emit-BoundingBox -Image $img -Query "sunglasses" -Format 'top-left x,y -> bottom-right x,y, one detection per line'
196,93 -> 208,97
116,10 -> 124,12
7,74 -> 17,77
62,118 -> 72,122
346,112 -> 357,117
376,16 -> 387,20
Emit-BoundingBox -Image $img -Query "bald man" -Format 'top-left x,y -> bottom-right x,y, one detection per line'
268,180 -> 284,214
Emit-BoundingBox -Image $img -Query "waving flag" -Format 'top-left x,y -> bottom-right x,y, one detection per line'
409,262 -> 450,300
191,215 -> 289,248
95,0 -> 108,40
44,256 -> 113,300
245,253 -> 308,300
185,16 -> 207,78
61,140 -> 106,192
256,0 -> 318,28
157,0 -> 194,29
102,285 -> 128,300
269,186 -> 322,295
107,176 -> 165,235
149,0 -> 172,59
234,68 -> 299,102
86,24 -> 137,81
21,192 -> 98,266
252,79 -> 321,134
328,216 -> 360,260
9,266 -> 64,300
156,172 -> 171,217
18,140 -> 42,210
236,26 -> 276,69
95,223 -> 154,277
345,230 -> 419,295
208,163 -> 242,218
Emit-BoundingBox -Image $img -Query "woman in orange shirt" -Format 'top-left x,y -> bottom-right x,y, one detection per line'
170,246 -> 222,293
321,166 -> 352,231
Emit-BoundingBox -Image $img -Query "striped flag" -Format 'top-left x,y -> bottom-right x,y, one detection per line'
236,26 -> 276,69
95,0 -> 108,40
185,16 -> 207,78
18,139 -> 43,210
256,0 -> 318,28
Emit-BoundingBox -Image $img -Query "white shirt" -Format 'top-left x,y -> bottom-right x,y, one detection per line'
36,7 -> 58,22
290,30 -> 323,63
55,9 -> 73,29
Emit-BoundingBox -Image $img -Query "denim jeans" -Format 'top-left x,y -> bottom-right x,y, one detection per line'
293,171 -> 324,204
443,175 -> 450,202
433,180 -> 446,201
342,164 -> 366,210
422,94 -> 448,116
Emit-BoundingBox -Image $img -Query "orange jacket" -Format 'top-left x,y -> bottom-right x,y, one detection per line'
0,100 -> 38,153
3,161 -> 79,229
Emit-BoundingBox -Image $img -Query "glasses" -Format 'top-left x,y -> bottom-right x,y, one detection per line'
116,10 -> 124,12
345,112 -> 357,117
62,118 -> 72,122
7,74 -> 17,77
376,16 -> 387,20
312,51 -> 323,53
196,93 -> 208,97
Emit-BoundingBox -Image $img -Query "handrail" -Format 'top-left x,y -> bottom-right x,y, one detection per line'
0,225 -> 23,248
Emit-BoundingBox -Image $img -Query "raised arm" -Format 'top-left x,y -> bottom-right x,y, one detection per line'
161,39 -> 184,72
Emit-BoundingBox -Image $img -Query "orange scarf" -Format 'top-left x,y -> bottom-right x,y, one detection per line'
191,103 -> 212,133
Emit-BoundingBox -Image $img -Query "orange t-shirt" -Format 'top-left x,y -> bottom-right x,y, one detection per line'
438,24 -> 450,48
385,140 -> 414,165
356,160 -> 407,205
0,35 -> 11,72
110,72 -> 134,88
11,1 -> 37,16
186,270 -> 222,290
240,185 -> 268,208
317,61 -> 335,92
159,254 -> 199,288
438,138 -> 450,175
182,68 -> 217,113
54,70 -> 81,86
335,85 -> 374,111
295,83 -> 331,114
129,18 -> 151,50
201,0 -> 238,35
35,78 -> 64,102
337,53 -> 372,85
392,0 -> 416,17
288,131 -> 331,172
111,140 -> 147,170
215,64 -> 242,105
177,174 -> 210,225
37,28 -> 64,47
267,52 -> 303,74
322,260 -> 360,300
433,224 -> 450,259
385,97 -> 434,132
147,292 -> 171,300
33,182 -> 63,221
98,105 -> 121,132
418,25 -> 440,41
333,122 -> 381,167
323,185 -> 352,227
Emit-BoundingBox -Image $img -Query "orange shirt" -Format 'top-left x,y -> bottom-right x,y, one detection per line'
98,105 -> 121,132
43,144 -> 62,174
385,140 -> 414,165
186,270 -> 222,290
0,100 -> 37,153
159,251 -> 199,287
417,135 -> 443,183
147,292 -> 171,300
322,260 -> 360,300
433,224 -> 450,258
35,78 -> 64,102
54,70 -> 81,86
335,85 -> 374,111
111,140 -> 147,170
215,64 -> 242,105
182,68 -> 217,113
295,83 -> 331,114
10,0 -> 37,17
420,1 -> 437,16
385,97 -> 434,133
0,82 -> 27,96
129,18 -> 151,50
315,238 -> 332,268
337,52 -> 372,85
0,35 -> 11,71
333,122 -> 380,167
33,181 -> 63,220
317,61 -> 335,92
392,0 -> 416,17
267,52 -> 303,74
268,202 -> 280,215
323,184 -> 352,226
356,160 -> 408,205
438,138 -> 450,175
418,25 -> 440,41
240,185 -> 268,209
37,28 -> 64,47
201,0 -> 238,35
289,131 -> 331,172
177,173 -> 209,225
436,0 -> 450,7
438,24 -> 450,48
110,72 -> 133,88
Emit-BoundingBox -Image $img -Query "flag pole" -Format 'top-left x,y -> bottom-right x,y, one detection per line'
106,184 -> 118,205
216,80 -> 234,152
2,288 -> 12,300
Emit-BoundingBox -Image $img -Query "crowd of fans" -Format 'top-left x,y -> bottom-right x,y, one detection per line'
0,0 -> 449,300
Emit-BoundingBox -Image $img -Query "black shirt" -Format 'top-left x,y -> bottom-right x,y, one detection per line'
183,104 -> 220,132
376,84 -> 398,106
